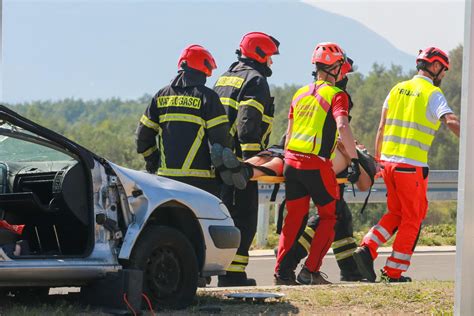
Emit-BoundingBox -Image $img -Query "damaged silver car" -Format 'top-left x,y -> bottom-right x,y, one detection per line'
0,105 -> 240,309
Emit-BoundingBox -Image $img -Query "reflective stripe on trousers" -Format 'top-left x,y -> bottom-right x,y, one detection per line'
375,162 -> 428,278
364,224 -> 393,247
332,237 -> 357,261
297,226 -> 315,252
226,254 -> 249,273
385,250 -> 412,272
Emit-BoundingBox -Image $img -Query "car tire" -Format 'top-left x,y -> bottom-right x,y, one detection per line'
129,225 -> 198,309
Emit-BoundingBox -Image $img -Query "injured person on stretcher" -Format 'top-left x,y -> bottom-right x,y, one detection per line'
219,139 -> 377,191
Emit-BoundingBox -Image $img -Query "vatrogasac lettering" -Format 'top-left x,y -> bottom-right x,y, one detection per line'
156,95 -> 202,109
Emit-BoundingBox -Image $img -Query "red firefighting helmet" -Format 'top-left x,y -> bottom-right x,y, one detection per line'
177,44 -> 217,77
311,42 -> 345,66
239,32 -> 280,63
416,47 -> 450,70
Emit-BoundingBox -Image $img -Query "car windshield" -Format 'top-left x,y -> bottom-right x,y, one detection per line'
0,122 -> 74,162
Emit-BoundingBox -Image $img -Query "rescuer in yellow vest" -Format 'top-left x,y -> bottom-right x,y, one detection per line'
274,42 -> 361,285
353,47 -> 460,283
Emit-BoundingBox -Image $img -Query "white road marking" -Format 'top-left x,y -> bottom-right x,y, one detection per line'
250,252 -> 455,261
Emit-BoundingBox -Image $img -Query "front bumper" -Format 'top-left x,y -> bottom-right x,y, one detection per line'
209,225 -> 241,249
199,218 -> 239,276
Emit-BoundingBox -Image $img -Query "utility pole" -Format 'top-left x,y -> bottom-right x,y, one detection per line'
455,0 -> 474,314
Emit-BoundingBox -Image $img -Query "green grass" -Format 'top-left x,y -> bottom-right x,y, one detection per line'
193,281 -> 454,315
354,224 -> 457,247
0,282 -> 454,315
418,224 -> 456,246
253,224 -> 456,250
0,300 -> 105,316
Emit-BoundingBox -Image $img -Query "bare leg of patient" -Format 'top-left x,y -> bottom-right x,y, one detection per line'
245,144 -> 373,191
246,147 -> 349,179
245,154 -> 284,179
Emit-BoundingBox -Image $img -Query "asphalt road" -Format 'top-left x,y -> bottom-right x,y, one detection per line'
209,250 -> 455,287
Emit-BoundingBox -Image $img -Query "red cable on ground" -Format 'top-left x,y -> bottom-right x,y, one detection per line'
123,293 -> 138,316
142,293 -> 156,316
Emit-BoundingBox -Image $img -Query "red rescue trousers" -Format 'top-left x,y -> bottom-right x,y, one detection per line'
275,157 -> 339,276
361,161 -> 428,278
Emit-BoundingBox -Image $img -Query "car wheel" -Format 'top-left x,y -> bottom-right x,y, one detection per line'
129,225 -> 198,309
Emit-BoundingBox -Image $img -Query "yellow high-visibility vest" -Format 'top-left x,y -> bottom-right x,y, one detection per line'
381,77 -> 442,164
287,81 -> 342,159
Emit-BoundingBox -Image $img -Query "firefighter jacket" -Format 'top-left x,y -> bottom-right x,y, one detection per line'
214,58 -> 274,160
136,70 -> 230,178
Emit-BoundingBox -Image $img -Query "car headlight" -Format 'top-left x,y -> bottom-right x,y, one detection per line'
219,202 -> 231,218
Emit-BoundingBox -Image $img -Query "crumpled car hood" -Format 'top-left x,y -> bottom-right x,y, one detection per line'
108,163 -> 228,220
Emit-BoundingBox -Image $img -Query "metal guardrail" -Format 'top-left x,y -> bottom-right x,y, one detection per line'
258,170 -> 458,204
256,170 -> 458,247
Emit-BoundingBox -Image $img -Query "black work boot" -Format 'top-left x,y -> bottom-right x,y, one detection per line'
353,246 -> 377,282
221,150 -> 251,190
296,267 -> 331,285
210,143 -> 234,186
274,270 -> 298,286
197,276 -> 211,288
338,255 -> 365,281
217,272 -> 256,287
340,270 -> 365,282
380,270 -> 412,283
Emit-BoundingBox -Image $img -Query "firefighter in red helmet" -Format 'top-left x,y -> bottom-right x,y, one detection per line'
136,44 -> 231,197
213,32 -> 279,286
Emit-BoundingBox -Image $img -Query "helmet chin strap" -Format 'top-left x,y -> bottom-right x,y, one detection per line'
320,64 -> 342,82
422,64 -> 444,86
433,67 -> 445,87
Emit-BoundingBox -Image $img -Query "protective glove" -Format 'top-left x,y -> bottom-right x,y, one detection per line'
347,158 -> 361,184
144,150 -> 160,174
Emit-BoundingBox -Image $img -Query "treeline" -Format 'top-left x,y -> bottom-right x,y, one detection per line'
270,45 -> 462,170
8,46 -> 462,171
10,97 -> 149,170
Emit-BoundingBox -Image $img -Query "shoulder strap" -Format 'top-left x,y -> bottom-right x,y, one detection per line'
312,83 -> 332,112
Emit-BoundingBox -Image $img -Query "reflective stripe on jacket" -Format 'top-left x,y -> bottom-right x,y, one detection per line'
214,59 -> 274,160
381,77 -> 442,164
287,80 -> 341,159
136,70 -> 229,178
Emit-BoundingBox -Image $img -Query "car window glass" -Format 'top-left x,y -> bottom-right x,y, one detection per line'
0,123 -> 74,162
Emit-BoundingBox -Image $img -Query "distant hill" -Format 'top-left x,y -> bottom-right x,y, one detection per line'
3,1 -> 415,102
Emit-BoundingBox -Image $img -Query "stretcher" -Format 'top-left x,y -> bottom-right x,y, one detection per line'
253,176 -> 348,184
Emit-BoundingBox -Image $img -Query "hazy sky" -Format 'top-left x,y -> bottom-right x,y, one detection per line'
305,0 -> 465,55
0,0 -> 468,102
